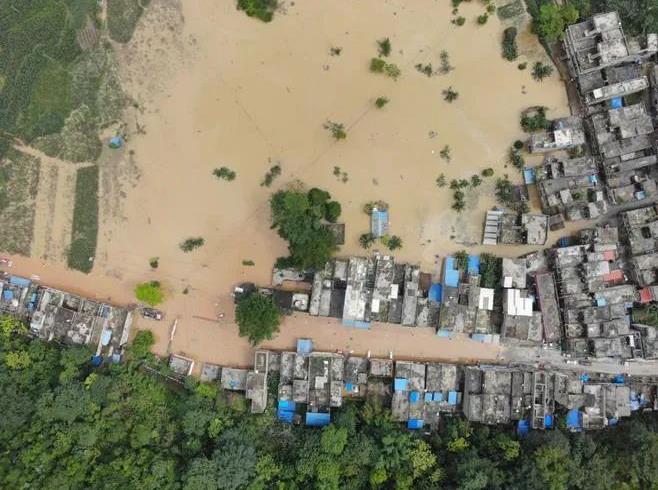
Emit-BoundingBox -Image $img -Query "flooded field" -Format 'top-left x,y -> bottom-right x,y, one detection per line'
4,0 -> 573,367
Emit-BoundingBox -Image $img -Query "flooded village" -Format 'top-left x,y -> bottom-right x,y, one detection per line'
4,5 -> 658,437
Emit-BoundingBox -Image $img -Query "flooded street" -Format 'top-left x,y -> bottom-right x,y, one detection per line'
7,0 -> 574,366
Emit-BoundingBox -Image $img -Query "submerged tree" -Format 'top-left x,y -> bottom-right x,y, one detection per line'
135,281 -> 164,306
442,87 -> 459,103
235,292 -> 281,345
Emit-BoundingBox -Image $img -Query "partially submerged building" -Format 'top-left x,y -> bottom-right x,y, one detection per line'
529,116 -> 586,153
482,211 -> 549,245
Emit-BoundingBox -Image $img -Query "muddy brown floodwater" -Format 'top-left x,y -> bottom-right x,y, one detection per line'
5,0 -> 575,369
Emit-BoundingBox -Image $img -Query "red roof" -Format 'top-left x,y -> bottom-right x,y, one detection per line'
603,269 -> 624,283
603,250 -> 616,261
640,287 -> 653,304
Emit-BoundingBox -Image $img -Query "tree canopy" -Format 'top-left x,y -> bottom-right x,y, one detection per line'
135,281 -> 164,306
235,292 -> 281,345
534,4 -> 579,41
270,186 -> 341,269
2,333 -> 658,488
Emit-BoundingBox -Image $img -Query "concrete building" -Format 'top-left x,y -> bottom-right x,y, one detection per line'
529,116 -> 586,152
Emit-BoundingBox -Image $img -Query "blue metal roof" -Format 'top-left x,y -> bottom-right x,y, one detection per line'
523,167 -> 536,184
610,97 -> 623,109
544,414 -> 554,428
342,319 -> 371,329
436,329 -> 452,338
613,374 -> 625,384
566,409 -> 582,431
448,391 -> 458,405
467,255 -> 480,275
278,400 -> 296,411
424,392 -> 433,402
444,257 -> 460,288
277,409 -> 294,423
433,392 -> 444,402
407,419 -> 424,430
9,276 -> 31,287
305,412 -> 331,427
429,284 -> 442,302
517,419 -> 530,438
371,209 -> 390,238
409,391 -> 420,403
3,290 -> 13,301
296,338 -> 313,354
394,378 -> 408,391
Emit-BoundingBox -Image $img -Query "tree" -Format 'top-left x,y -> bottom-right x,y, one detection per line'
359,232 -> 376,249
321,425 -> 348,455
324,201 -> 342,223
532,62 -> 554,81
443,87 -> 459,102
235,292 -> 281,345
375,96 -> 389,108
436,174 -> 447,187
0,314 -> 27,340
5,350 -> 31,369
535,4 -> 579,41
180,237 -> 205,252
324,121 -> 347,140
135,281 -> 164,306
129,330 -> 155,360
383,235 -> 402,250
377,37 -> 392,57
482,168 -> 494,177
370,57 -> 386,73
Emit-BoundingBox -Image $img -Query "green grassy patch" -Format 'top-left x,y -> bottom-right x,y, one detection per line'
68,165 -> 98,272
237,0 -> 278,22
0,149 -> 41,255
107,0 -> 150,43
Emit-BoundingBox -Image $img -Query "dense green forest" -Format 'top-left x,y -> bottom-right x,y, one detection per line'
2,327 -> 658,489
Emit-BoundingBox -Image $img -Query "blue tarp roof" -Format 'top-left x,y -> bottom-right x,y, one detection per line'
425,392 -> 433,402
471,333 -> 488,343
558,237 -> 571,247
433,392 -> 444,402
278,400 -> 296,411
436,329 -> 452,338
407,419 -> 424,430
394,378 -> 408,391
297,338 -> 313,354
467,255 -> 480,275
9,276 -> 31,287
91,355 -> 102,367
613,374 -> 625,384
429,284 -> 443,302
444,257 -> 460,288
544,414 -> 554,428
345,382 -> 354,392
523,167 -> 536,184
580,374 -> 590,382
306,412 -> 331,427
448,391 -> 458,405
410,391 -> 420,403
517,419 -> 530,438
597,297 -> 607,306
608,417 -> 618,426
3,290 -> 13,301
566,409 -> 582,431
610,97 -> 623,109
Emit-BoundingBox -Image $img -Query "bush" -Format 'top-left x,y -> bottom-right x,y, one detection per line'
477,14 -> 489,24
520,106 -> 550,132
532,62 -> 554,81
415,64 -> 433,77
107,0 -> 149,43
213,167 -> 236,181
180,237 -> 205,252
502,27 -> 518,61
440,145 -> 452,162
436,174 -> 447,187
439,51 -> 453,74
375,97 -> 389,108
384,63 -> 401,80
443,87 -> 459,102
235,292 -> 281,345
513,140 -> 524,150
509,148 -> 525,169
370,58 -> 386,73
377,38 -> 392,57
382,235 -> 403,250
518,62 -> 527,70
324,201 -> 342,223
482,168 -> 494,177
237,0 -> 278,23
68,166 -> 99,273
261,164 -> 282,187
359,233 -> 376,249
453,16 -> 466,26
471,175 -> 482,187
135,281 -> 164,306
324,121 -> 347,140
149,257 -> 159,269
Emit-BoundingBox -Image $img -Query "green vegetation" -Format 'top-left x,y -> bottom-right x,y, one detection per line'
518,62 -> 528,70
213,167 -> 237,181
440,145 -> 452,162
497,0 -> 525,19
502,27 -> 519,61
482,167 -> 494,177
384,63 -> 401,80
381,235 -> 403,251
415,63 -> 433,77
370,57 -> 386,73
454,250 -> 469,270
237,0 -> 278,23
534,3 -> 579,41
439,50 -> 453,75
107,0 -> 150,42
135,280 -> 164,306
330,46 -> 343,56
333,166 -> 349,183
471,174 -> 483,187
532,61 -> 554,81
375,96 -> 389,108
149,257 -> 159,269
496,174 -> 529,212
261,164 -> 282,187
521,106 -> 550,132
477,13 -> 489,24
453,16 -> 466,26
509,147 -> 526,170
633,305 -> 658,326
324,121 -> 347,140
436,174 -> 447,187
3,333 -> 658,488
442,87 -> 459,103
359,232 -> 376,249
324,201 -> 342,223
68,166 -> 99,273
514,140 -> 525,150
590,0 -> 658,36
377,37 -> 392,57
180,237 -> 205,252
235,291 -> 281,345
270,186 -> 340,269
242,259 -> 255,266
480,253 -> 502,288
